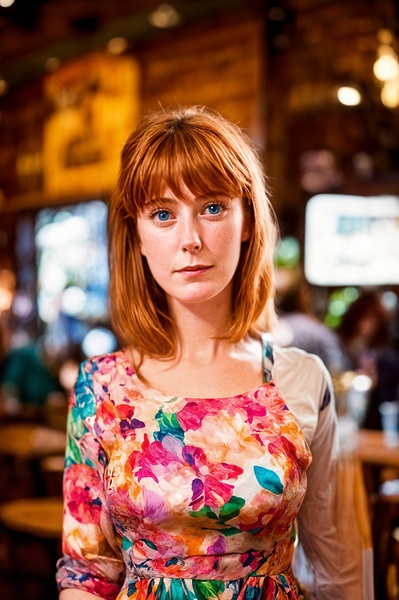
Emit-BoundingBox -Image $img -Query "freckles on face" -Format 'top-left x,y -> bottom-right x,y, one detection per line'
136,191 -> 251,306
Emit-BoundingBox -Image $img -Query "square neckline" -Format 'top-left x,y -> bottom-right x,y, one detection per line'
113,334 -> 274,403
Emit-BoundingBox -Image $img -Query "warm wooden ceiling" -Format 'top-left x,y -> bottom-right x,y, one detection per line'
0,0 -> 255,86
1,0 -> 398,90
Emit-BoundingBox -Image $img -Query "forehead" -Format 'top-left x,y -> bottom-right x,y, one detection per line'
156,182 -> 196,201
143,169 -> 239,206
154,183 -> 224,202
123,124 -> 248,217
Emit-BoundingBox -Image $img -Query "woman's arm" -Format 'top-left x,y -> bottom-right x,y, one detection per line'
274,348 -> 361,599
56,359 -> 124,599
294,358 -> 360,599
296,380 -> 351,599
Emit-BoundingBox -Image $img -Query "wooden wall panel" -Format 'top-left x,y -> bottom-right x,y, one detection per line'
137,9 -> 266,144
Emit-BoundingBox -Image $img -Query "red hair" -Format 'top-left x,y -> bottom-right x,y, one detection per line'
108,105 -> 277,362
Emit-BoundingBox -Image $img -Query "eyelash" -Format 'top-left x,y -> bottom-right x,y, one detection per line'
204,201 -> 229,215
149,208 -> 169,219
149,201 -> 229,222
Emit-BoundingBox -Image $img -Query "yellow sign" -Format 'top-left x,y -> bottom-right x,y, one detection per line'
43,52 -> 140,197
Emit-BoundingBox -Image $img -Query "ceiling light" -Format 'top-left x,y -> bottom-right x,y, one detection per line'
381,78 -> 399,108
373,52 -> 399,82
337,86 -> 362,106
0,0 -> 15,7
377,28 -> 394,45
107,37 -> 128,55
148,4 -> 181,29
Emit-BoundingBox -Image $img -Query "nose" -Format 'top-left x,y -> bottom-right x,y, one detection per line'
179,214 -> 202,253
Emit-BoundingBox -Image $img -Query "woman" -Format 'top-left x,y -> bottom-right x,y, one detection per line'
56,106 -> 357,599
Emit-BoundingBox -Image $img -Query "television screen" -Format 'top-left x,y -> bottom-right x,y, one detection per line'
304,194 -> 399,286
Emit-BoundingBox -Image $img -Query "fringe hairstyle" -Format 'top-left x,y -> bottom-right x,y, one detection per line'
108,105 -> 278,363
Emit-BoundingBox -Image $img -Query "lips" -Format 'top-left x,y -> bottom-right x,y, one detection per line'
177,265 -> 209,272
176,265 -> 212,276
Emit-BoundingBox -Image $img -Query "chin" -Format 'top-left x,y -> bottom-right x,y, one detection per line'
169,285 -> 232,307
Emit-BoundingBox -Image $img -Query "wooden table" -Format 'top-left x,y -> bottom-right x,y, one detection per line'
354,427 -> 399,518
356,429 -> 399,469
0,496 -> 63,538
355,429 -> 399,600
0,423 -> 66,459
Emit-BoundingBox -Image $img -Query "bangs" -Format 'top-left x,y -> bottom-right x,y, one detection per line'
121,116 -> 252,216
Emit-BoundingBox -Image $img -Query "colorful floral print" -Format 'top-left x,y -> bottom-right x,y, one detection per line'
56,347 -> 312,600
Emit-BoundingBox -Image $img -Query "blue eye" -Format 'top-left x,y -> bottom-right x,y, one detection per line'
157,210 -> 170,221
207,204 -> 221,215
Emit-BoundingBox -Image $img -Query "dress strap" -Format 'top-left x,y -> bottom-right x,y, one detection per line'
261,333 -> 274,383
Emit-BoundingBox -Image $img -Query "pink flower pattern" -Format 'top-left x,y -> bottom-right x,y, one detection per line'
56,349 -> 312,600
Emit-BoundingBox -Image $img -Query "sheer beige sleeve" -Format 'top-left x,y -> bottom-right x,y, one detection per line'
273,347 -> 371,600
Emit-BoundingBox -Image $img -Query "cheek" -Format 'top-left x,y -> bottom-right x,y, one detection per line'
137,226 -> 161,260
222,216 -> 248,249
139,234 -> 174,270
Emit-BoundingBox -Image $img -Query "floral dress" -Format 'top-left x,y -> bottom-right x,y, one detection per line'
56,337 -> 312,600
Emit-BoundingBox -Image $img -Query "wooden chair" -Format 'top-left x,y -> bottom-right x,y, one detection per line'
0,496 -> 63,600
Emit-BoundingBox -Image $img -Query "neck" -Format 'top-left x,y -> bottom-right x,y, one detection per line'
168,297 -> 233,361
135,292 -> 263,397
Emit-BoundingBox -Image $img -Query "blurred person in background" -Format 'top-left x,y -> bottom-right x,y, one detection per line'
0,331 -> 63,419
56,106 -> 359,600
273,269 -> 347,377
336,289 -> 399,430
